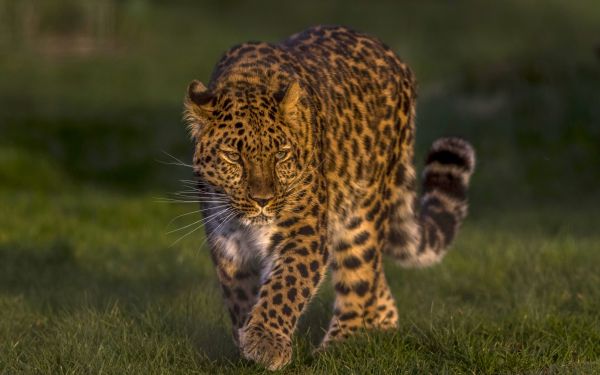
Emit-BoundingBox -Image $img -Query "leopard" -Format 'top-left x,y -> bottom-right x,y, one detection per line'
183,25 -> 476,370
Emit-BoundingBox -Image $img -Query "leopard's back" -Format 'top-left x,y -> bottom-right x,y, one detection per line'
283,25 -> 417,179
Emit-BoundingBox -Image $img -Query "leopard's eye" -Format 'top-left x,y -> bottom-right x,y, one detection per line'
275,150 -> 289,160
221,151 -> 240,163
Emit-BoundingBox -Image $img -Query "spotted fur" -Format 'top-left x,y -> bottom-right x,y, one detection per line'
183,25 -> 475,370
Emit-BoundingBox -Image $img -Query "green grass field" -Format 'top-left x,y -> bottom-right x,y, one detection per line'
1,181 -> 599,373
1,0 -> 600,373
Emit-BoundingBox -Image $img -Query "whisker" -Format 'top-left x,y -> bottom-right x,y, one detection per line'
177,180 -> 206,186
167,217 -> 207,235
190,208 -> 237,247
167,208 -> 232,234
168,209 -> 232,248
155,197 -> 228,204
168,197 -> 227,202
176,181 -> 227,196
198,210 -> 238,251
197,207 -> 237,226
157,151 -> 194,168
157,161 -> 194,168
167,204 -> 230,227
210,211 -> 237,237
173,185 -> 224,192
171,191 -> 227,197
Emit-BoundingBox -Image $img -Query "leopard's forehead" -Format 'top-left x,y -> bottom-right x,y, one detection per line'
202,86 -> 293,154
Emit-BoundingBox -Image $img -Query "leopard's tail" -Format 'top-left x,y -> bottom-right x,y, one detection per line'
387,137 -> 476,268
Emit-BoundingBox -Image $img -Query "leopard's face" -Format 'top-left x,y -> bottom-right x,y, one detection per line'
185,81 -> 308,226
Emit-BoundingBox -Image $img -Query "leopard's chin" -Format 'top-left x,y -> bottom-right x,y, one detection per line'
242,213 -> 274,227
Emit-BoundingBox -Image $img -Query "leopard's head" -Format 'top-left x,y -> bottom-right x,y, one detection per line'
184,79 -> 313,226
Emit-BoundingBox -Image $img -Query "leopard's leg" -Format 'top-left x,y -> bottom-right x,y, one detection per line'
204,207 -> 262,345
209,237 -> 261,345
238,181 -> 329,371
322,188 -> 398,345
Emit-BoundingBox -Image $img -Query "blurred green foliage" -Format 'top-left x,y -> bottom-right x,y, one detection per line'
1,0 -> 599,206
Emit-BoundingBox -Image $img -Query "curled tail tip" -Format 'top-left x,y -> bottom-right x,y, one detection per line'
387,137 -> 475,268
420,137 -> 475,250
426,137 -> 476,175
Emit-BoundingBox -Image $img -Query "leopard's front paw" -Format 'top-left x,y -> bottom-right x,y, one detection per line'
239,323 -> 292,371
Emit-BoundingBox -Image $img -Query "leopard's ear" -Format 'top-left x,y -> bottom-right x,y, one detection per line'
184,80 -> 214,138
275,81 -> 302,122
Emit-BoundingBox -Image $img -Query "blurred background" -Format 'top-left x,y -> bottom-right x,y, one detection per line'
1,0 -> 599,202
1,1 -> 600,372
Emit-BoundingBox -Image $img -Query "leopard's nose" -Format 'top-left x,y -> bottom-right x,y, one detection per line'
250,195 -> 273,207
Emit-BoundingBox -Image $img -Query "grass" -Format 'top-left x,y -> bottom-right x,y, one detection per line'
1,184 -> 599,374
1,0 -> 600,373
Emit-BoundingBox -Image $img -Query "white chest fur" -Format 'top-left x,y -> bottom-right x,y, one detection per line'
211,220 -> 274,270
